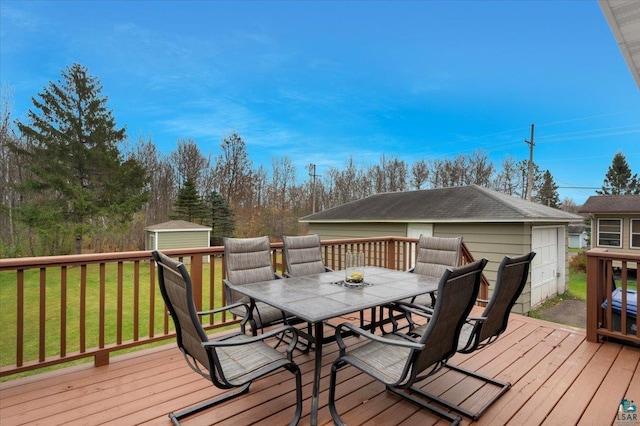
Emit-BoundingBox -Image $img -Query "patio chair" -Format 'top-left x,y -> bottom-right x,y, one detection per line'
328,258 -> 488,426
152,250 -> 303,426
399,251 -> 536,420
379,235 -> 462,332
409,235 -> 463,307
223,236 -> 292,334
282,234 -> 332,277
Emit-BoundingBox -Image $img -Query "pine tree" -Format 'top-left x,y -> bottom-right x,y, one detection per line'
597,152 -> 639,195
12,63 -> 148,254
204,191 -> 235,245
170,178 -> 206,223
536,170 -> 560,208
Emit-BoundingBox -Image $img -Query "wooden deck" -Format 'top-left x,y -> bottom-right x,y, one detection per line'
1,311 -> 639,426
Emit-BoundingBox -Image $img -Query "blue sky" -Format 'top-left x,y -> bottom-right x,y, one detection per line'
1,0 -> 639,205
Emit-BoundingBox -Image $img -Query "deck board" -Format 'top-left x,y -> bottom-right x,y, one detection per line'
1,312 -> 639,426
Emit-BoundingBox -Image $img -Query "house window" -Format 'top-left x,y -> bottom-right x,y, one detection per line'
597,218 -> 622,248
631,219 -> 640,249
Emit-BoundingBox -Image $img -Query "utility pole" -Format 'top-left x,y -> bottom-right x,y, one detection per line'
308,163 -> 319,214
525,124 -> 535,201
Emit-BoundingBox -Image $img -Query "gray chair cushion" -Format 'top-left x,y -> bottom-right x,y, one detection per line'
283,234 -> 329,277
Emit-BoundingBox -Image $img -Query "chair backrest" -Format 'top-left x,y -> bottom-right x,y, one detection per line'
475,252 -> 536,345
413,235 -> 463,277
153,250 -> 212,374
223,236 -> 275,304
283,234 -> 327,277
410,258 -> 487,381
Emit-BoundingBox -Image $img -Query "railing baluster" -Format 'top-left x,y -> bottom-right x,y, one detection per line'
39,268 -> 46,362
80,265 -> 87,353
16,269 -> 24,367
148,260 -> 155,338
99,263 -> 106,349
134,260 -> 140,341
60,266 -> 67,357
117,262 -> 123,345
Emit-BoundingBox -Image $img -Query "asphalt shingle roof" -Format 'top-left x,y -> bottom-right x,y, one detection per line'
301,185 -> 583,223
144,220 -> 211,231
579,195 -> 640,213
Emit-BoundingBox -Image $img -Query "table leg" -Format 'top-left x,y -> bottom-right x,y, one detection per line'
310,321 -> 323,426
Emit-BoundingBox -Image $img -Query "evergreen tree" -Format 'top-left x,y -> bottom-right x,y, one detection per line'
11,63 -> 148,254
170,178 -> 206,223
597,151 -> 639,195
203,190 -> 235,245
536,170 -> 560,208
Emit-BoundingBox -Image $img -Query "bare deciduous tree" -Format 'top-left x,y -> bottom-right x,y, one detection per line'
410,159 -> 429,190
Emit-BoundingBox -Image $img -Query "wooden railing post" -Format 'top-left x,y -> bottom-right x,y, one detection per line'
191,254 -> 203,311
386,239 -> 396,269
586,250 -> 601,342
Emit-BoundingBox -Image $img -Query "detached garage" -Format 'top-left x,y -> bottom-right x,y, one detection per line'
145,220 -> 212,263
300,185 -> 583,314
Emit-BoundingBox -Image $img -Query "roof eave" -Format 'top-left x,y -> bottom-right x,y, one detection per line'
300,218 -> 580,224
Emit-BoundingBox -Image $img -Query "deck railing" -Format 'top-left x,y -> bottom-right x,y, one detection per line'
0,236 -> 484,378
586,248 -> 640,345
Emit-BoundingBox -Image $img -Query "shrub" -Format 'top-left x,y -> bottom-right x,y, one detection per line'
569,251 -> 587,273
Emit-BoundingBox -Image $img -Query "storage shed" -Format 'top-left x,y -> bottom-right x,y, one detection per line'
300,185 -> 584,313
145,220 -> 212,263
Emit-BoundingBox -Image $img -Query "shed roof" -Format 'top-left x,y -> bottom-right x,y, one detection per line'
301,185 -> 583,223
579,195 -> 640,214
568,223 -> 585,234
144,220 -> 212,232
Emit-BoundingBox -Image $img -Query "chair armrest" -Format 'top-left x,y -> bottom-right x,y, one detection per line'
199,302 -> 252,332
204,324 -> 299,349
334,322 -> 424,355
467,315 -> 486,321
393,301 -> 434,319
197,302 -> 249,317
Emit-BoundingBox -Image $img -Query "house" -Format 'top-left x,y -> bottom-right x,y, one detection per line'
579,195 -> 640,256
144,220 -> 212,263
300,185 -> 584,313
568,223 -> 588,249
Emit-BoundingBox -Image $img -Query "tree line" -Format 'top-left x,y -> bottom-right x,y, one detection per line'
1,64 -> 638,257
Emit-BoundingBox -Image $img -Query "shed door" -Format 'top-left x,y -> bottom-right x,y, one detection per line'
406,224 -> 434,269
531,226 -> 562,306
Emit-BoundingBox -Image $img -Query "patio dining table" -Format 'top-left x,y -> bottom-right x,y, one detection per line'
225,266 -> 439,425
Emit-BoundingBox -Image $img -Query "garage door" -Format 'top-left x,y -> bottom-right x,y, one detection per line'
531,227 -> 560,306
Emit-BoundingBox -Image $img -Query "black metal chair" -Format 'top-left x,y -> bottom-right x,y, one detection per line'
328,258 -> 488,426
152,250 -> 303,426
400,252 -> 536,420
